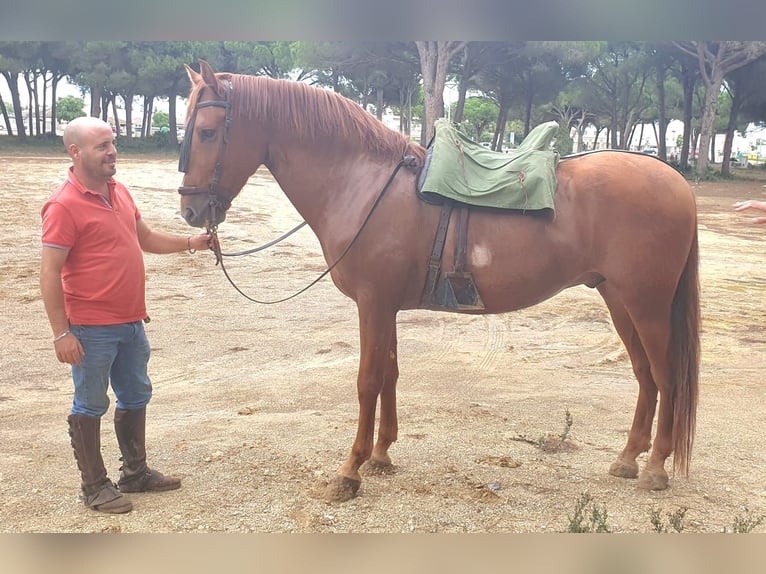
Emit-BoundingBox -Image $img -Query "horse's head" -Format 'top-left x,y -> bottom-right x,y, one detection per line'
178,60 -> 263,229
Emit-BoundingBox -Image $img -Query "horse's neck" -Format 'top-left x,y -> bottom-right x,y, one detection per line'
267,142 -> 381,211
265,142 -> 401,252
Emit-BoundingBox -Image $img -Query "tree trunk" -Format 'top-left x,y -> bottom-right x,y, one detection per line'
89,85 -> 101,118
674,41 -> 766,177
574,112 -> 587,152
0,93 -> 11,135
50,75 -> 60,136
493,103 -> 510,151
680,73 -> 695,170
23,72 -> 38,136
42,72 -> 48,135
594,126 -> 604,150
454,77 -> 468,124
720,87 -> 743,177
376,88 -> 384,120
125,95 -> 133,138
696,70 -> 723,176
113,94 -> 122,138
169,83 -> 179,143
415,41 -> 465,146
656,65 -> 667,159
143,95 -> 153,137
2,71 -> 26,139
522,89 -> 535,137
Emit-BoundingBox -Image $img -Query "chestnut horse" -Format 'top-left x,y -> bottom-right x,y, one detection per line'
178,60 -> 699,503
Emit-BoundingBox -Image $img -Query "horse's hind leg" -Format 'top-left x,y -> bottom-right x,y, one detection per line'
601,283 -> 676,490
598,284 -> 658,481
367,325 -> 399,471
628,314 -> 675,491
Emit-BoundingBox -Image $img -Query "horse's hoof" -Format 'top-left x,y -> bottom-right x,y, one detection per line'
362,456 -> 395,475
609,459 -> 639,479
324,476 -> 361,503
637,468 -> 669,490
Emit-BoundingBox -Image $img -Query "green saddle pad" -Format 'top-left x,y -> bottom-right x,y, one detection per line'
418,119 -> 559,212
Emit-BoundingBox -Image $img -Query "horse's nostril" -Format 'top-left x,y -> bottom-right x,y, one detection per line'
182,207 -> 196,224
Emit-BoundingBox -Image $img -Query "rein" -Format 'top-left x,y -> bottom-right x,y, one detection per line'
218,221 -> 307,257
178,78 -> 417,304
208,155 -> 415,304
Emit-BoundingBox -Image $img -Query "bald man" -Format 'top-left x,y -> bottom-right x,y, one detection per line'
40,116 -> 210,514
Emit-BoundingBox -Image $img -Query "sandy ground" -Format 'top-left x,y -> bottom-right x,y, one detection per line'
1,152 -> 765,534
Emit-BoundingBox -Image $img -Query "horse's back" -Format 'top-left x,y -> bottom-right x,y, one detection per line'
558,152 -> 695,214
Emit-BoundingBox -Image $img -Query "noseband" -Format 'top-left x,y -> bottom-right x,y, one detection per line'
178,79 -> 233,226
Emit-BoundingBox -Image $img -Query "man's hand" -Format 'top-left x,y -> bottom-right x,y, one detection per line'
54,332 -> 84,366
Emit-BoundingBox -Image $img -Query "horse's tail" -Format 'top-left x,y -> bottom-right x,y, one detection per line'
671,227 -> 700,476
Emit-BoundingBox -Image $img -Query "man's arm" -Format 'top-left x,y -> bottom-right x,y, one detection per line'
734,200 -> 766,224
40,246 -> 83,365
135,218 -> 210,254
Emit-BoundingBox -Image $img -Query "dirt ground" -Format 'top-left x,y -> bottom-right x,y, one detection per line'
1,151 -> 765,534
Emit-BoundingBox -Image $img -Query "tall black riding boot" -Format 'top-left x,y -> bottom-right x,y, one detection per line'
114,407 -> 181,492
67,414 -> 133,514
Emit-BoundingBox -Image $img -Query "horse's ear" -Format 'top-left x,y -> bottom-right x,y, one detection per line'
198,60 -> 225,98
185,63 -> 201,85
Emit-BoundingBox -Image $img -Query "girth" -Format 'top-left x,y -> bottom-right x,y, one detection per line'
420,200 -> 484,311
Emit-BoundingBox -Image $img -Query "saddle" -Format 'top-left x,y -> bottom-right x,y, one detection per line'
416,120 -> 559,312
417,119 -> 559,211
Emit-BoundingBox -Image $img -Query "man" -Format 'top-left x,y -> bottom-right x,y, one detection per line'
40,116 -> 210,514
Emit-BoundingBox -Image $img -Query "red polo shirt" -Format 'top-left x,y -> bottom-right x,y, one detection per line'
41,167 -> 147,325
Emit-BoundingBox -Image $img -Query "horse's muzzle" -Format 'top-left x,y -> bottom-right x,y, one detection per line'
181,205 -> 207,228
178,185 -> 230,228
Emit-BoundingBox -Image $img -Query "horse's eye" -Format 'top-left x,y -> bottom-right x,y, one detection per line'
200,129 -> 216,142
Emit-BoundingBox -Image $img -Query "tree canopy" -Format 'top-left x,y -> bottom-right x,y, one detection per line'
2,41 -> 766,176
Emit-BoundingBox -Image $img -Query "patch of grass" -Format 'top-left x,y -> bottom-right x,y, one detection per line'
0,134 -> 179,158
566,492 -> 611,533
650,506 -> 687,533
0,133 -> 65,154
724,509 -> 765,533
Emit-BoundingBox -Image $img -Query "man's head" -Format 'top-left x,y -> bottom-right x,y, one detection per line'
63,117 -> 117,184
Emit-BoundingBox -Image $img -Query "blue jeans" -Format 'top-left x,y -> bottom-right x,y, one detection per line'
69,321 -> 153,417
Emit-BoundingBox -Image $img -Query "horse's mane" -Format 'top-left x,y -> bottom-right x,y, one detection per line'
188,73 -> 414,158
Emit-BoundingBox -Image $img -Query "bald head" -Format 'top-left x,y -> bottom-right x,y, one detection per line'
63,116 -> 118,186
63,116 -> 113,149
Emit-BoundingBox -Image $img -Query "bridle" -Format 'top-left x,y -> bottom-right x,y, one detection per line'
177,77 -> 418,304
177,79 -> 233,232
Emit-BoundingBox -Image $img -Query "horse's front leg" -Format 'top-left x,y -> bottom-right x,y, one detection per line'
324,303 -> 396,503
368,324 -> 398,470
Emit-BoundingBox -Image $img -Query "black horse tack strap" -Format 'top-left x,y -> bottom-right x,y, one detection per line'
421,199 -> 453,305
420,201 -> 484,311
178,80 -> 234,219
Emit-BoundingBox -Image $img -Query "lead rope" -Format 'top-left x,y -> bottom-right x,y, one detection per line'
219,221 -> 307,257
208,155 -> 414,304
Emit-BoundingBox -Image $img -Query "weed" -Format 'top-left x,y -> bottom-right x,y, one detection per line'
650,506 -> 687,533
559,408 -> 573,441
567,492 -> 611,533
511,409 -> 577,453
725,509 -> 765,533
